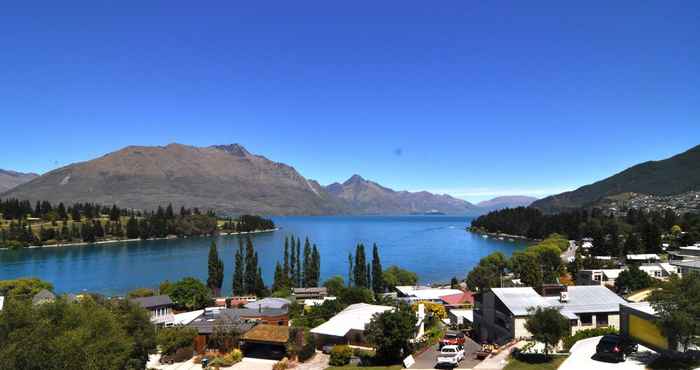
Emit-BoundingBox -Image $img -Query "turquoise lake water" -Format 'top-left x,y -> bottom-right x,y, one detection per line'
0,216 -> 528,295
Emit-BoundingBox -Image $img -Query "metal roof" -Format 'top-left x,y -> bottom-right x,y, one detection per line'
490,287 -> 550,316
310,303 -> 393,337
244,297 -> 290,310
129,295 -> 173,309
492,286 -> 627,317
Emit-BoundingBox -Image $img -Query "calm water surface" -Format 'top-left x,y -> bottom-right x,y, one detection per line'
0,216 -> 527,295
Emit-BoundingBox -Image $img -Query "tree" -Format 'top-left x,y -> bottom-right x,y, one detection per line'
0,277 -> 53,299
295,237 -> 302,287
510,251 -> 543,291
623,233 -> 642,254
244,237 -> 257,295
290,237 -> 297,288
126,215 -> 139,239
283,236 -> 290,288
450,277 -> 459,289
383,266 -> 418,291
353,244 -> 368,288
323,276 -> 346,296
303,237 -> 311,287
161,277 -> 211,310
207,241 -> 224,296
371,244 -> 383,294
466,252 -> 508,292
233,238 -> 244,295
649,272 -> 700,351
524,307 -> 569,358
127,288 -> 155,299
365,304 -> 418,363
272,262 -> 286,293
338,287 -> 374,305
310,244 -> 321,287
614,265 -> 653,294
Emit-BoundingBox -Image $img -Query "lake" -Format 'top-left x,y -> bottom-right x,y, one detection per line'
0,216 -> 528,295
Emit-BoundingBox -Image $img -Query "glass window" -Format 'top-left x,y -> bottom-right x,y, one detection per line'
596,314 -> 608,326
580,314 -> 592,326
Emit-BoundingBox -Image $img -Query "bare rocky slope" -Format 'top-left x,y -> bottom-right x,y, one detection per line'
3,144 -> 479,216
0,170 -> 39,193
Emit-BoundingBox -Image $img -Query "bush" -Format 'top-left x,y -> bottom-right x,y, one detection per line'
273,357 -> 290,370
157,326 -> 198,356
171,346 -> 194,363
298,332 -> 316,362
354,348 -> 376,366
562,327 -> 618,351
222,349 -> 242,365
329,345 -> 353,366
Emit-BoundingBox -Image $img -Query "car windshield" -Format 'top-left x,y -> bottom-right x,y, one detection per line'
442,348 -> 456,353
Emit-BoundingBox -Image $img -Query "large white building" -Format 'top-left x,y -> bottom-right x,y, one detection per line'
474,286 -> 627,344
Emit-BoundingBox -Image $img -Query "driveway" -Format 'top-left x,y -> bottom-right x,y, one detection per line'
410,338 -> 481,369
559,336 -> 658,370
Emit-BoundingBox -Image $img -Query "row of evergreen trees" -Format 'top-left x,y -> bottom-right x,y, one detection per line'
348,243 -> 383,294
232,237 -> 268,297
271,236 -> 321,292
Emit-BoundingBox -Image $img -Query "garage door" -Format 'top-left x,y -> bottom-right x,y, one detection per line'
629,314 -> 668,350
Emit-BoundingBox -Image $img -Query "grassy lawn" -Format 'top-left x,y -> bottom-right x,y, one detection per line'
503,355 -> 568,370
326,366 -> 402,370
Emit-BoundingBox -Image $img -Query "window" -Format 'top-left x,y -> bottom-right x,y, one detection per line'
596,314 -> 608,326
579,314 -> 592,326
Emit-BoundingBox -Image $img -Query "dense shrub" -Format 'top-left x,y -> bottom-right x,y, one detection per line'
329,345 -> 353,366
157,326 -> 198,356
563,327 -> 618,351
354,348 -> 376,366
298,331 -> 317,362
171,346 -> 194,363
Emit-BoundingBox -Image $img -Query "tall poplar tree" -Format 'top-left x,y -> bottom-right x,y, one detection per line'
371,243 -> 383,293
295,237 -> 302,287
233,238 -> 245,295
283,236 -> 290,287
290,237 -> 297,288
303,237 -> 311,287
207,241 -> 224,296
311,244 -> 321,287
354,244 -> 368,288
244,236 -> 257,294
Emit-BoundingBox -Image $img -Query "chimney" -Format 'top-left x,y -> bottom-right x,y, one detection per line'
559,291 -> 569,303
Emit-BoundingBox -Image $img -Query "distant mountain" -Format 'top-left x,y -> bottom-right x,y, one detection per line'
531,144 -> 700,213
2,144 -> 478,216
325,175 -> 479,215
0,170 -> 39,193
476,196 -> 537,211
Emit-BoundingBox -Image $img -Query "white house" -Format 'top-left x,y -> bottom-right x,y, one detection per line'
395,285 -> 463,303
129,295 -> 174,325
474,286 -> 627,344
626,254 -> 661,263
639,263 -> 680,279
310,303 -> 394,348
576,269 -> 624,286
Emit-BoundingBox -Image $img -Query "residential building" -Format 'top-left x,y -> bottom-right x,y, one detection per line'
439,291 -> 474,308
240,324 -> 290,360
310,303 -> 393,348
620,303 -> 672,354
32,289 -> 56,305
244,297 -> 291,311
448,309 -> 473,328
304,296 -> 337,308
576,269 -> 624,287
0,296 -> 4,311
187,308 -> 257,353
638,263 -> 680,279
474,285 -> 627,344
292,287 -> 328,301
395,285 -> 463,303
670,260 -> 700,275
669,244 -> 700,261
626,254 -> 661,264
129,295 -> 175,325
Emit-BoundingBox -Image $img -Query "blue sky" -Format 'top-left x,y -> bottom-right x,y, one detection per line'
1,2 -> 699,202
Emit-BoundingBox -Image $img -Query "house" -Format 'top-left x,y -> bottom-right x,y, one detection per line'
473,285 -> 627,344
228,295 -> 257,307
187,308 -> 257,353
240,324 -> 290,360
244,297 -> 291,311
638,263 -> 680,279
448,309 -> 473,328
395,285 -> 463,303
576,269 -> 624,287
310,303 -> 393,348
0,296 -> 4,311
129,295 -> 174,325
304,296 -> 337,308
292,287 -> 328,301
32,289 -> 56,305
626,254 -> 661,264
620,303 -> 673,354
439,291 -> 474,307
670,259 -> 700,275
669,244 -> 700,261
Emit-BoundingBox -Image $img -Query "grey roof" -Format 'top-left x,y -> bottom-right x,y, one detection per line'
490,287 -> 550,316
129,295 -> 173,309
492,286 -> 627,318
244,297 -> 291,310
187,308 -> 256,335
293,287 -> 327,294
32,289 -> 56,305
671,260 -> 700,269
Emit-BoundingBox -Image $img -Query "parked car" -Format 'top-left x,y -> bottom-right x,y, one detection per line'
439,331 -> 466,349
436,345 -> 465,368
595,334 -> 638,362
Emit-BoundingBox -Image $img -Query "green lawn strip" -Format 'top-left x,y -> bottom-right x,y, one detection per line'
503,355 -> 568,370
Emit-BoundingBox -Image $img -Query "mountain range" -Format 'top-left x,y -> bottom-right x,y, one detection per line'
531,144 -> 700,213
476,196 -> 537,212
2,143 -> 525,216
0,170 -> 38,193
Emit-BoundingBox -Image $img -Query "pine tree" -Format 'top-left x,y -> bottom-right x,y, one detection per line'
289,237 -> 297,288
126,215 -> 139,239
348,252 -> 354,287
207,241 -> 224,296
273,262 -> 284,292
255,266 -> 267,297
311,244 -> 321,287
233,238 -> 245,295
371,243 -> 383,293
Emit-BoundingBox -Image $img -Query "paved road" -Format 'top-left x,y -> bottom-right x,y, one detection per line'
559,336 -> 658,370
410,338 -> 481,369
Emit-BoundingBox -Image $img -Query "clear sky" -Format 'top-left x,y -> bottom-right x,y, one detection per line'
2,2 -> 699,202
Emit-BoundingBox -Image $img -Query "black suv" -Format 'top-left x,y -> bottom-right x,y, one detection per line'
595,334 -> 638,362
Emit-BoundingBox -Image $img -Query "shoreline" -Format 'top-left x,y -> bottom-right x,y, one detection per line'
466,226 -> 540,243
1,228 -> 280,250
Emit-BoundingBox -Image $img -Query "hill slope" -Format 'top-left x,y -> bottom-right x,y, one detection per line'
476,196 -> 537,212
531,144 -> 700,213
0,170 -> 39,193
2,144 -> 478,216
325,175 -> 479,215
